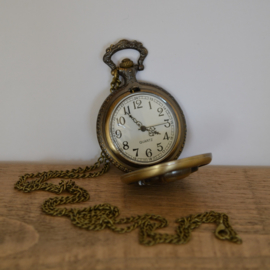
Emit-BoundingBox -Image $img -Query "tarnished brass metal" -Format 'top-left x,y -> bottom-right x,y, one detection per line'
120,58 -> 134,68
121,153 -> 212,184
97,39 -> 186,173
110,69 -> 121,93
14,162 -> 242,245
103,39 -> 148,71
13,39 -> 242,247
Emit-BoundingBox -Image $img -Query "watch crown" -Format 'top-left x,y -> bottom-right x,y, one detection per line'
120,58 -> 134,68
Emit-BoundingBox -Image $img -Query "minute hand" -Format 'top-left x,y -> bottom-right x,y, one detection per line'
127,113 -> 143,128
146,122 -> 168,128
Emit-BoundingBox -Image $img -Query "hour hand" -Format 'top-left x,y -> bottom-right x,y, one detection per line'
138,125 -> 160,136
128,114 -> 160,136
146,126 -> 161,136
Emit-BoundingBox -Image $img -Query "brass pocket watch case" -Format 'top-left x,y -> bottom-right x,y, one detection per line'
96,39 -> 212,184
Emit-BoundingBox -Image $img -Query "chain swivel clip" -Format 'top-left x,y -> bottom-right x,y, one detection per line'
215,223 -> 230,240
215,214 -> 230,240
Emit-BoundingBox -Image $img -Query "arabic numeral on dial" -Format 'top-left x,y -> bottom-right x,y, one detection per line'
123,141 -> 129,150
146,148 -> 152,157
149,101 -> 152,109
163,132 -> 169,140
123,106 -> 130,115
164,119 -> 170,128
133,100 -> 143,109
157,143 -> 163,152
115,130 -> 122,138
133,148 -> 139,157
117,116 -> 125,126
157,107 -> 164,116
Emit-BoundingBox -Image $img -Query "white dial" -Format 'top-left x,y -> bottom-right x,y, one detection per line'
110,92 -> 178,165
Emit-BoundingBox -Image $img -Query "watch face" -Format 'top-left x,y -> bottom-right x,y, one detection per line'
109,92 -> 178,165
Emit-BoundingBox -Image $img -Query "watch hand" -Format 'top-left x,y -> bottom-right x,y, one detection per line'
145,122 -> 167,128
138,125 -> 160,135
127,113 -> 161,136
127,113 -> 143,128
146,126 -> 161,136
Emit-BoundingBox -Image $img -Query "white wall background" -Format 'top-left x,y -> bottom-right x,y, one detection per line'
1,0 -> 270,166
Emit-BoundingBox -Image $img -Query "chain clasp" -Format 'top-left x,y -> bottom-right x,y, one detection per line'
215,223 -> 230,240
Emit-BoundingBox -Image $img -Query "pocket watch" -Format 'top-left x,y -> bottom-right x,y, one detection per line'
97,39 -> 212,184
14,39 -> 242,247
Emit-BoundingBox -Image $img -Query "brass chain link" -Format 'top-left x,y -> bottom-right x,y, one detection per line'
14,157 -> 242,246
110,69 -> 121,92
14,73 -> 242,246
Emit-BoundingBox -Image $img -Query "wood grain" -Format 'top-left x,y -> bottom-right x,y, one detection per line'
0,163 -> 270,270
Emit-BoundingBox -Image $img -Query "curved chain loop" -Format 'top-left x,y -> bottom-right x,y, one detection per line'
14,152 -> 242,246
14,152 -> 110,194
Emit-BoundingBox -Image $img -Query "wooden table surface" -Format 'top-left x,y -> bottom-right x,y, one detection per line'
0,163 -> 270,270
